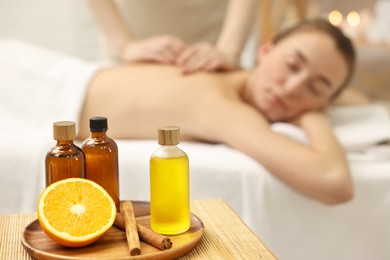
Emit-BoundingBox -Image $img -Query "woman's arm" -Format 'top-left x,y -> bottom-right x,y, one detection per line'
216,0 -> 259,65
220,107 -> 353,205
176,0 -> 259,73
293,111 -> 353,204
86,0 -> 133,57
86,0 -> 186,63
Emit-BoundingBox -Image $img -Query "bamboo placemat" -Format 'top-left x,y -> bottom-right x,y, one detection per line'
0,199 -> 276,259
183,199 -> 277,259
0,212 -> 36,259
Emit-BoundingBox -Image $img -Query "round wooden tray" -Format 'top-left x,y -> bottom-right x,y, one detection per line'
21,201 -> 204,259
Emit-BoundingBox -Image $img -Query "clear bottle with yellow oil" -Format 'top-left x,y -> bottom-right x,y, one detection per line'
150,126 -> 190,235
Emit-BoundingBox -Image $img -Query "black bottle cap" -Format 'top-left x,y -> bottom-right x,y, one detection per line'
89,116 -> 108,132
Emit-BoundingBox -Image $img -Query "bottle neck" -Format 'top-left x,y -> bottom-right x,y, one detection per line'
56,140 -> 74,147
91,131 -> 107,138
154,144 -> 185,158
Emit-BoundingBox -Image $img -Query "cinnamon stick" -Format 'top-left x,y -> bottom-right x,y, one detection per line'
114,212 -> 172,250
122,201 -> 141,256
137,223 -> 173,250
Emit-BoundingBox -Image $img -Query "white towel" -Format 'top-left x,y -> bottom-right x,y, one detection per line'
272,104 -> 390,160
328,104 -> 390,150
0,39 -> 106,139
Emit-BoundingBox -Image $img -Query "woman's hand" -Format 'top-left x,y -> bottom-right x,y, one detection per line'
120,35 -> 186,64
176,42 -> 239,74
289,109 -> 327,128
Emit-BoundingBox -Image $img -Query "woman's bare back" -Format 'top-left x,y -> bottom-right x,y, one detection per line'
79,64 -> 248,141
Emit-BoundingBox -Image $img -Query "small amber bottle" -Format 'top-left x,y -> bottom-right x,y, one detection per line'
81,116 -> 120,211
45,121 -> 85,186
150,126 -> 190,235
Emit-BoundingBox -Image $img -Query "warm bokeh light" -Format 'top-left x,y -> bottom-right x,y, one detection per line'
328,10 -> 343,26
347,11 -> 361,27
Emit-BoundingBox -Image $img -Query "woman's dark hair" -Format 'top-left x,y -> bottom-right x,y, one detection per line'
273,19 -> 356,98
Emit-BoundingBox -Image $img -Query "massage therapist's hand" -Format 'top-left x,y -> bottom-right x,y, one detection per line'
120,35 -> 186,64
176,42 -> 239,74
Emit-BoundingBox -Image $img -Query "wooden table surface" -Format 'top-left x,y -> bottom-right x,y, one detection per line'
0,199 -> 276,259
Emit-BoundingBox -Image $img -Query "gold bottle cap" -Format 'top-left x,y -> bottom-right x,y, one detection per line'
53,121 -> 77,141
158,126 -> 180,145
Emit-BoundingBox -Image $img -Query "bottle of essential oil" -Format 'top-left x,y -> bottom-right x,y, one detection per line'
81,116 -> 120,211
45,121 -> 85,186
150,126 -> 190,235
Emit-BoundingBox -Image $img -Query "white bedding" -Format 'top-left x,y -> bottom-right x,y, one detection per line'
1,40 -> 390,260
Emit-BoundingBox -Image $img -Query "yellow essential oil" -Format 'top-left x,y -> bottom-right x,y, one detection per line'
150,126 -> 190,235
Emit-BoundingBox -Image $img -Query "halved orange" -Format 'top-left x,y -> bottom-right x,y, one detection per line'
37,178 -> 117,247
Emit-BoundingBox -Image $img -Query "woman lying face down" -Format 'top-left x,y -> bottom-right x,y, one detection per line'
79,19 -> 356,205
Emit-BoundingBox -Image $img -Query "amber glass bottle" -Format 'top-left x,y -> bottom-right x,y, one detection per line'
150,126 -> 190,235
81,116 -> 120,211
45,121 -> 85,186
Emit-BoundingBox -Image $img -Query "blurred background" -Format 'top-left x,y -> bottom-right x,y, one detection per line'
0,0 -> 99,60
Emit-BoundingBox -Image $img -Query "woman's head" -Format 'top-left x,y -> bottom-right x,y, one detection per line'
247,19 -> 356,122
273,19 -> 355,93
